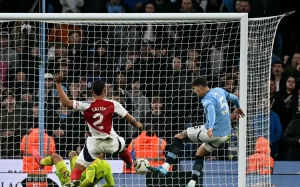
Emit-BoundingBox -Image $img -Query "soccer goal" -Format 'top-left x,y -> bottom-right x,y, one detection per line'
0,13 -> 284,187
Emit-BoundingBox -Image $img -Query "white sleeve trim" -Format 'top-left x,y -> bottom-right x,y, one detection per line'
73,100 -> 90,111
112,100 -> 128,118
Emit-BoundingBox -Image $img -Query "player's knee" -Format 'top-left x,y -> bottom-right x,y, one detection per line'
51,153 -> 62,163
68,151 -> 78,160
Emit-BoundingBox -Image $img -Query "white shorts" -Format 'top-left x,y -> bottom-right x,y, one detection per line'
76,136 -> 125,167
186,125 -> 228,153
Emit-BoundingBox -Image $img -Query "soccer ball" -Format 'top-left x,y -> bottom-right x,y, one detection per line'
134,158 -> 150,174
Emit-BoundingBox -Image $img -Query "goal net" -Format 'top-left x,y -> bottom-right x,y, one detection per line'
0,13 -> 284,187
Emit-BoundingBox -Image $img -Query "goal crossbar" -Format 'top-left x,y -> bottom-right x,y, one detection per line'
0,13 -> 248,21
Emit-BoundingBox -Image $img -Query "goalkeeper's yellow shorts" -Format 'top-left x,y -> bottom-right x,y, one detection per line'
55,160 -> 71,186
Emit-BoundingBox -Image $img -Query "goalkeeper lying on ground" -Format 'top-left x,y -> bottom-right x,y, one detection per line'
32,150 -> 114,187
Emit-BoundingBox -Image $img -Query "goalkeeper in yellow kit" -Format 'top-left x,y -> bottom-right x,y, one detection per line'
32,150 -> 114,187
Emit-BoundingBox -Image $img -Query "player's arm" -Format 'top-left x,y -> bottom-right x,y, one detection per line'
223,89 -> 245,117
124,113 -> 143,130
113,100 -> 143,130
225,92 -> 240,108
55,72 -> 73,108
79,165 -> 96,187
203,99 -> 216,138
206,103 -> 216,129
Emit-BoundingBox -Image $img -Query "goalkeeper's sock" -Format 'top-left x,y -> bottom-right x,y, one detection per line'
120,149 -> 132,165
40,156 -> 54,166
71,168 -> 82,181
191,156 -> 204,182
165,137 -> 183,165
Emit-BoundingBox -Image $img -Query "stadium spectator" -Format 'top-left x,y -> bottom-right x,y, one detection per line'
25,102 -> 39,130
271,61 -> 286,92
166,56 -> 194,124
106,0 -> 129,13
0,94 -> 27,158
13,71 -> 29,101
142,96 -> 172,143
68,79 -> 84,101
126,79 -> 150,122
108,25 -> 141,53
20,46 -> 40,89
90,40 -> 114,78
0,31 -> 20,68
112,90 -> 132,145
10,21 -> 37,50
279,76 -> 298,129
48,23 -> 84,44
180,0 -> 204,12
142,2 -> 156,13
125,124 -> 168,173
105,81 -> 114,100
60,0 -> 84,13
48,43 -> 69,71
290,52 -> 300,82
115,71 -> 129,93
41,73 -> 57,103
252,99 -> 283,159
205,0 -> 228,13
284,119 -> 300,161
270,79 -> 288,129
119,50 -> 140,79
269,99 -> 283,159
246,137 -> 274,175
236,0 -> 254,17
153,0 -> 175,13
17,89 -> 34,111
123,0 -> 148,12
20,127 -> 56,173
68,31 -> 89,75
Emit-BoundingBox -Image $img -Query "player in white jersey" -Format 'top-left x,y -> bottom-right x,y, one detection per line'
54,72 -> 143,186
148,77 -> 245,187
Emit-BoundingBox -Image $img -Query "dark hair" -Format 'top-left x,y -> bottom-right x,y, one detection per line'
272,61 -> 283,67
152,96 -> 163,104
92,80 -> 105,96
192,77 -> 208,87
142,2 -> 156,13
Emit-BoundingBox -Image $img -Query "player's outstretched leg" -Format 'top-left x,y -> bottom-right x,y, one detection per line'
148,132 -> 186,176
32,149 -> 53,169
186,144 -> 210,187
120,148 -> 135,169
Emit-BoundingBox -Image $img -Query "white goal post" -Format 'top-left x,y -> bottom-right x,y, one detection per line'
0,13 -> 285,187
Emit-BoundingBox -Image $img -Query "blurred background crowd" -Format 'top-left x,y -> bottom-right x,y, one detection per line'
0,0 -> 300,170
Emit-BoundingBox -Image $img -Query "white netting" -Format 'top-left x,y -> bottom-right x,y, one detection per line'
0,14 -> 284,187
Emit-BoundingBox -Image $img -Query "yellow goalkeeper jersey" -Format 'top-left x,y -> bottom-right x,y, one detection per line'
79,158 -> 114,187
56,156 -> 114,187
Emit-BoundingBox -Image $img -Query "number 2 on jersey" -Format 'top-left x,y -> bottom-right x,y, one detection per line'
93,113 -> 104,129
219,96 -> 229,115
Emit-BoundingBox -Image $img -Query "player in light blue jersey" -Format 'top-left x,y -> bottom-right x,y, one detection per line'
148,77 -> 245,187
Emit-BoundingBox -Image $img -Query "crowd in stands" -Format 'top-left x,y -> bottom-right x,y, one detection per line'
0,0 -> 300,174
